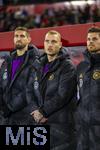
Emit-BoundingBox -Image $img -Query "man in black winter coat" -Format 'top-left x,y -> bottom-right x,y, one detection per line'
76,26 -> 100,150
30,30 -> 77,150
0,27 -> 40,125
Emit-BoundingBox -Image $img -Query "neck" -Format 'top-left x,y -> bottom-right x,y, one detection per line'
47,54 -> 58,62
17,47 -> 28,56
90,50 -> 100,54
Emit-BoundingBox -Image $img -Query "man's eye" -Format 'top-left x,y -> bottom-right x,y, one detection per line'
15,35 -> 18,37
52,40 -> 57,43
45,40 -> 49,43
20,35 -> 25,38
15,35 -> 25,38
93,38 -> 97,41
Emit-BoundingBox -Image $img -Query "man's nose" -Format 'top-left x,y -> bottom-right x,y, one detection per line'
89,39 -> 94,43
48,41 -> 53,46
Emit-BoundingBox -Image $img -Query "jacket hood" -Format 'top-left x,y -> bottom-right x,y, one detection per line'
83,49 -> 100,64
40,47 -> 70,63
56,47 -> 70,60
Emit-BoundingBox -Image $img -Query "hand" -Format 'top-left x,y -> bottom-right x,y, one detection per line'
31,110 -> 43,123
39,117 -> 48,123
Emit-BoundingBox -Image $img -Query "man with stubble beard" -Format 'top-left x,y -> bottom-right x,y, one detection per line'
76,26 -> 100,150
30,30 -> 77,150
0,27 -> 40,125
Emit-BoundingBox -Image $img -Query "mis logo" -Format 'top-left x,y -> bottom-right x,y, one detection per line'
0,125 -> 50,150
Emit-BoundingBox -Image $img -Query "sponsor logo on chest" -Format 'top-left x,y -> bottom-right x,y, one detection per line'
34,76 -> 39,90
79,73 -> 83,88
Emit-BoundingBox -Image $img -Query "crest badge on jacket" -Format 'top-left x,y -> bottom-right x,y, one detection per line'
93,70 -> 100,80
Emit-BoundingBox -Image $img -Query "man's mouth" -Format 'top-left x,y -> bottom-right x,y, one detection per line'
89,44 -> 94,47
16,41 -> 22,44
48,48 -> 53,51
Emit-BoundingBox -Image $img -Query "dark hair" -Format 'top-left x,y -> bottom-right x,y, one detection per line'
88,26 -> 100,34
14,26 -> 30,36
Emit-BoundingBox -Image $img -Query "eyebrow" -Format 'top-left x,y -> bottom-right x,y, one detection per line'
14,34 -> 26,37
45,39 -> 58,42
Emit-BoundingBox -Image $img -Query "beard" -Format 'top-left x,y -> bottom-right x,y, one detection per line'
47,53 -> 57,56
15,44 -> 26,50
46,50 -> 59,56
88,45 -> 100,53
91,50 -> 100,54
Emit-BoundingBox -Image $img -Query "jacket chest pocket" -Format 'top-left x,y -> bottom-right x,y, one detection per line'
90,72 -> 100,117
2,80 -> 8,91
91,79 -> 100,97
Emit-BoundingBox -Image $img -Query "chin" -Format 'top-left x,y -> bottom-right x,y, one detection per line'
88,47 -> 95,51
47,52 -> 54,55
89,49 -> 99,53
16,46 -> 25,50
90,49 -> 95,52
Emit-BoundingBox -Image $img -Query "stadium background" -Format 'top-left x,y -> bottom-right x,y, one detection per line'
0,0 -> 100,65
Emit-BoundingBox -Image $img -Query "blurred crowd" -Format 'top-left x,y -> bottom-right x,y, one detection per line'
0,2 -> 100,32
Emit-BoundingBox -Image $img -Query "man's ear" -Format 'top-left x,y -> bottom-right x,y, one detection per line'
60,41 -> 62,48
28,36 -> 31,43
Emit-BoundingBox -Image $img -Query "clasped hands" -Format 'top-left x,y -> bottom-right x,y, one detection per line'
31,110 -> 48,123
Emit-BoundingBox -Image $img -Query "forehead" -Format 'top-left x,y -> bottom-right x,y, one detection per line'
45,33 -> 60,41
14,30 -> 28,36
87,32 -> 100,38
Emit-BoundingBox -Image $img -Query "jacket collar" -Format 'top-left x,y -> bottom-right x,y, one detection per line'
40,47 -> 70,73
40,47 -> 70,64
83,49 -> 100,65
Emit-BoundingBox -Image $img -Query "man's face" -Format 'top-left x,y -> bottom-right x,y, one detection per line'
14,30 -> 31,50
44,34 -> 62,56
87,32 -> 100,53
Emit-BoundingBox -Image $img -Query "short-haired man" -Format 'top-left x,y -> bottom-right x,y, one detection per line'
76,26 -> 100,150
0,27 -> 40,125
31,30 -> 77,149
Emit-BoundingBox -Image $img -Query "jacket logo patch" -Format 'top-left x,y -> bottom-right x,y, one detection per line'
48,74 -> 54,80
79,73 -> 83,78
34,81 -> 39,90
93,71 -> 100,80
35,76 -> 38,80
3,69 -> 7,80
79,73 -> 83,88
